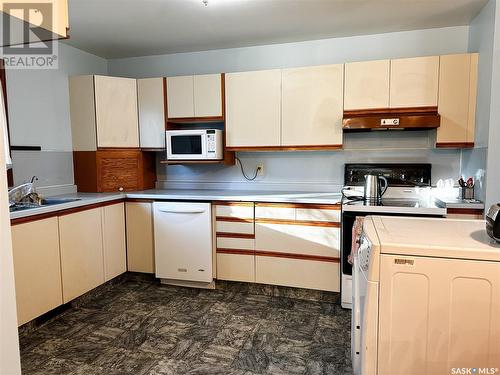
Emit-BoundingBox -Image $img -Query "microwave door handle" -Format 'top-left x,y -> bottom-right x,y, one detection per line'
158,208 -> 206,214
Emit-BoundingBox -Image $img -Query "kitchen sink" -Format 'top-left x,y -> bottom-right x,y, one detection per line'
9,198 -> 82,212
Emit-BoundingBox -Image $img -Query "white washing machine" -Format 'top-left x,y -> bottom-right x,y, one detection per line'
352,216 -> 500,375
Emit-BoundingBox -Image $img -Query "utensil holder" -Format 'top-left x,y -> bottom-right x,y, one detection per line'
461,186 -> 475,200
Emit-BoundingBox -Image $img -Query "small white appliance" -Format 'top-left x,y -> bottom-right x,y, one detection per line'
153,202 -> 214,288
166,129 -> 223,160
352,216 -> 500,375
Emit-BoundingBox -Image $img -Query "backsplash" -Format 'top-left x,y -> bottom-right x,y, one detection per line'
158,130 -> 465,192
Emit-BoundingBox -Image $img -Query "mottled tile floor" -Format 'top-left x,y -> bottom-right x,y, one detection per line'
20,279 -> 352,375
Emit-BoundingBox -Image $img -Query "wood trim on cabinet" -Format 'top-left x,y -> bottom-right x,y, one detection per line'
255,250 -> 340,263
215,216 -> 254,223
436,142 -> 474,149
216,248 -> 255,256
216,232 -> 255,239
73,151 -> 98,192
255,218 -> 340,227
214,201 -> 254,207
344,106 -> 439,116
167,116 -> 224,124
226,145 -> 343,152
125,198 -> 155,203
446,208 -> 484,216
163,77 -> 168,130
255,202 -> 341,210
10,199 -> 125,226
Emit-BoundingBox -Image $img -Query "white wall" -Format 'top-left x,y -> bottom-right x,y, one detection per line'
108,26 -> 471,191
109,26 -> 469,77
6,42 -> 108,192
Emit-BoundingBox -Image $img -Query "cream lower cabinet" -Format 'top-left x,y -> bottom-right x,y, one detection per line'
281,64 -> 344,147
103,203 -> 127,281
215,203 -> 255,282
125,202 -> 155,273
225,70 -> 282,148
254,203 -> 341,292
437,53 -> 478,147
59,207 -> 105,303
11,218 -> 63,326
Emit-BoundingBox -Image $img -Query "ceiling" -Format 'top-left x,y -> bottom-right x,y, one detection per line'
64,0 -> 488,59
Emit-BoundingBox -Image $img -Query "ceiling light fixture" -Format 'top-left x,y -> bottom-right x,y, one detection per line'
202,0 -> 208,6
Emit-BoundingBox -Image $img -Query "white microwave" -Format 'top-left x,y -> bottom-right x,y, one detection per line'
166,129 -> 223,160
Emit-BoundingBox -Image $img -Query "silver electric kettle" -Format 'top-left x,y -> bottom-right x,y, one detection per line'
364,174 -> 388,201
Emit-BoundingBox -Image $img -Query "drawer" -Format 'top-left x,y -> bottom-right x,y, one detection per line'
255,256 -> 340,292
255,204 -> 295,220
255,222 -> 340,257
216,236 -> 255,251
215,203 -> 254,219
216,253 -> 255,282
296,207 -> 340,223
216,220 -> 254,235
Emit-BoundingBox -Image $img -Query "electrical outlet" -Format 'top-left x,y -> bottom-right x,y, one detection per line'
257,163 -> 264,176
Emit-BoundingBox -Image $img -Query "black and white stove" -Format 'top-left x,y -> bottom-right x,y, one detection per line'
340,163 -> 446,309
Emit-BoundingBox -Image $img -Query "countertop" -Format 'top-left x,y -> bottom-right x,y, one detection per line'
9,189 -> 343,220
434,197 -> 485,210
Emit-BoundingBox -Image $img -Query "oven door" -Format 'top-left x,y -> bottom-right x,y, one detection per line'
167,131 -> 207,160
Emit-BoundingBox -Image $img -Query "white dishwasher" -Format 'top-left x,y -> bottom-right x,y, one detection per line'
153,202 -> 213,287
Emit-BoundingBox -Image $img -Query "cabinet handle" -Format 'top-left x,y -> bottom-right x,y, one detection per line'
158,208 -> 206,214
119,187 -> 124,192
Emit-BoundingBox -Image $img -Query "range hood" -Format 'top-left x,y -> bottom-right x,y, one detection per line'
343,106 -> 440,131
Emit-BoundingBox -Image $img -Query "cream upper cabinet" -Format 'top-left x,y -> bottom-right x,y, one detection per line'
167,74 -> 223,119
70,75 -> 140,150
437,53 -> 478,147
194,74 -> 223,117
225,69 -> 281,148
94,75 -> 140,148
344,59 -> 390,110
281,64 -> 344,147
102,203 -> 127,282
390,56 -> 439,108
137,78 -> 166,149
11,218 -> 63,326
126,202 -> 155,273
59,208 -> 104,303
167,75 -> 195,118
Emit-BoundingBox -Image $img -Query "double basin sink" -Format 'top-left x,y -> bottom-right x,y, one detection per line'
9,198 -> 82,212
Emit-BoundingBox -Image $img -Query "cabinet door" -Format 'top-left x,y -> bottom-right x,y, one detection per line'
437,53 -> 478,146
94,76 -> 139,148
390,56 -> 439,108
167,75 -> 194,118
59,208 -> 104,303
217,253 -> 255,282
282,64 -> 344,147
344,60 -> 390,110
69,75 -> 97,151
103,203 -> 127,281
126,202 -> 155,273
225,69 -> 281,147
194,74 -> 223,118
11,218 -> 63,326
137,78 -> 166,149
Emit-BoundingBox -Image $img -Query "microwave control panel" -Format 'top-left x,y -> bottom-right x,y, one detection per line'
207,133 -> 216,154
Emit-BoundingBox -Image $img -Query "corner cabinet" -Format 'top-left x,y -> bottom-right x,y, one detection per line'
137,78 -> 166,149
166,74 -> 223,120
281,64 -> 344,148
225,69 -> 282,148
436,53 -> 478,148
69,75 -> 156,192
